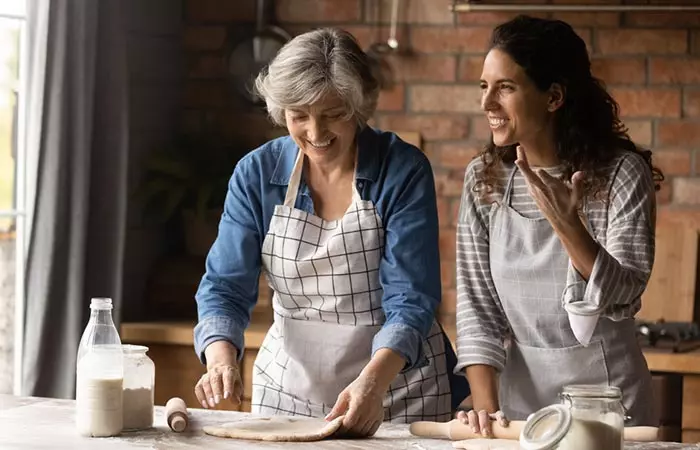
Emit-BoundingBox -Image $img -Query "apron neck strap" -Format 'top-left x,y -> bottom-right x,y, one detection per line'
503,165 -> 518,206
284,149 -> 305,208
283,147 -> 362,209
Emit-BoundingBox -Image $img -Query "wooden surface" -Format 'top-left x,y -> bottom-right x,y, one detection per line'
639,225 -> 699,322
0,395 -> 693,450
682,376 -> 700,434
645,348 -> 700,375
121,311 -> 272,348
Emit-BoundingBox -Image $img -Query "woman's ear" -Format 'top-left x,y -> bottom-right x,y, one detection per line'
547,83 -> 565,112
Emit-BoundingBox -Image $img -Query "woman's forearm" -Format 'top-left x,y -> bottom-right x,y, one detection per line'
553,214 -> 599,281
465,364 -> 500,412
360,348 -> 405,393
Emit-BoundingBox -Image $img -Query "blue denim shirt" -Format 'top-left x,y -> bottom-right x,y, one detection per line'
193,126 -> 442,373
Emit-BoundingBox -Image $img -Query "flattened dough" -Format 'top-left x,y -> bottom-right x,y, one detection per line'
452,438 -> 521,449
203,415 -> 345,442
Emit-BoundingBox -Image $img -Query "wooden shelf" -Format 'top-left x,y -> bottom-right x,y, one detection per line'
644,348 -> 700,375
121,310 -> 273,349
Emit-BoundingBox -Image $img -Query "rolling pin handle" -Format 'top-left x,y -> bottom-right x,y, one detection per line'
165,397 -> 189,433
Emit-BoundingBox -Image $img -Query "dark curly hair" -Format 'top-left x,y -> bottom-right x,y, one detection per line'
475,15 -> 663,200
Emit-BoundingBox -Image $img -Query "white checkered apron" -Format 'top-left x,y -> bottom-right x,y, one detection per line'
251,149 -> 451,423
492,166 -> 655,425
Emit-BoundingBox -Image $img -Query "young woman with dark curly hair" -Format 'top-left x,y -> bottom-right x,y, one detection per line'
453,15 -> 664,436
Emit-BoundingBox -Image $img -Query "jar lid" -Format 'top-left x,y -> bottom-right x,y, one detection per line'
122,344 -> 149,354
519,404 -> 572,450
562,384 -> 621,399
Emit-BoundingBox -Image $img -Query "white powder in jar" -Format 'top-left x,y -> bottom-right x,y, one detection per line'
122,387 -> 153,430
557,417 -> 622,450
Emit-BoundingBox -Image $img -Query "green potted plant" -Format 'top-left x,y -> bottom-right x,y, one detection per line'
135,134 -> 244,256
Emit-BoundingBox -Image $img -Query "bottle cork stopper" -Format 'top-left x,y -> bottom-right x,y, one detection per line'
165,397 -> 189,433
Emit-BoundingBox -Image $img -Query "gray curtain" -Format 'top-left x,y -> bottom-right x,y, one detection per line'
22,0 -> 129,399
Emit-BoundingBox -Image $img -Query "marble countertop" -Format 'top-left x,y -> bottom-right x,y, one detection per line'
1,395 -> 698,449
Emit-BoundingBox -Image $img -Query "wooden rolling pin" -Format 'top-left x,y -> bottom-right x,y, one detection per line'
165,397 -> 189,432
409,419 -> 659,442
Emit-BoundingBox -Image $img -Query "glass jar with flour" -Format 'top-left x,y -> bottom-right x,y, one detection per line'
519,384 -> 624,450
75,298 -> 124,437
122,345 -> 155,430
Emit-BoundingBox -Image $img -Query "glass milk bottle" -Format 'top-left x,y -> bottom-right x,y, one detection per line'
75,297 -> 124,437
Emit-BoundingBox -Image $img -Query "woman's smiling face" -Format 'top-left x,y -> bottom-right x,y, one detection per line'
285,93 -> 357,167
480,48 -> 557,149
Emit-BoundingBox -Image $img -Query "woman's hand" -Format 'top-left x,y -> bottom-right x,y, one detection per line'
515,145 -> 585,230
515,145 -> 599,279
455,409 -> 509,437
194,341 -> 243,409
325,374 -> 385,437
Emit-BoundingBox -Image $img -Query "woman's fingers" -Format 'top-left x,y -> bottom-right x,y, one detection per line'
456,409 -> 469,424
199,373 -> 215,408
195,364 -> 242,408
194,379 -> 208,409
489,410 -> 510,428
466,409 -> 479,433
478,409 -> 492,436
456,409 -> 508,436
209,369 -> 224,405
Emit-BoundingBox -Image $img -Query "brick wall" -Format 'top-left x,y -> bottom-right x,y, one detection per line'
182,0 -> 700,324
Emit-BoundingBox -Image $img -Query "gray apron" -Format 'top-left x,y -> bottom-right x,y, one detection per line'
491,166 -> 656,426
251,148 -> 452,423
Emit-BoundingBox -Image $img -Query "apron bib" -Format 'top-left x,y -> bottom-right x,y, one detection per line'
252,147 -> 452,423
490,166 -> 656,426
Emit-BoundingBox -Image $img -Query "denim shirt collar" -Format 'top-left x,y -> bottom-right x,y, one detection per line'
269,126 -> 380,186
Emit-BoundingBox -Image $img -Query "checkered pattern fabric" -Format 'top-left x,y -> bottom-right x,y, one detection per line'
251,151 -> 451,423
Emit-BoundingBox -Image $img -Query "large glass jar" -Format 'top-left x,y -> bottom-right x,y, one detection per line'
122,345 -> 155,431
519,384 -> 624,450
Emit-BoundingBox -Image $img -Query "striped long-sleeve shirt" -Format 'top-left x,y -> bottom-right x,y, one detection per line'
454,151 -> 656,373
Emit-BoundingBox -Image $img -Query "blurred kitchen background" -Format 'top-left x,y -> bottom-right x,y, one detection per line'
2,0 -> 700,443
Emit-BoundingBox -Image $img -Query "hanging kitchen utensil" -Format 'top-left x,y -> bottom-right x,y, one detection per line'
368,0 -> 400,54
227,0 -> 291,103
366,0 -> 402,89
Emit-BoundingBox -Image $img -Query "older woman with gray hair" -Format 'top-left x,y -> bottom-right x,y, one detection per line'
192,28 -> 468,435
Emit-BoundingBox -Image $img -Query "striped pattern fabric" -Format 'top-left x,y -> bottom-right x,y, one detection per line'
454,151 -> 656,373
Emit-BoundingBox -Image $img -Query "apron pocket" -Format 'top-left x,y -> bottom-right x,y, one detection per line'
280,317 -> 381,406
501,339 -> 610,419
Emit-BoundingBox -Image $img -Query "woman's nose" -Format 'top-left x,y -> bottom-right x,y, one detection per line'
481,89 -> 498,111
306,118 -> 327,141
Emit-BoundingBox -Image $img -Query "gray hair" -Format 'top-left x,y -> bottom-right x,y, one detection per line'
254,28 -> 379,127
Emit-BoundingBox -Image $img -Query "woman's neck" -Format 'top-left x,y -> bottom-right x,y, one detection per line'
306,146 -> 356,185
518,133 -> 560,168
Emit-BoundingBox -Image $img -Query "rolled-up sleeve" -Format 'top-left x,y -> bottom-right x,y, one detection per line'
563,153 -> 656,321
373,156 -> 442,373
194,158 -> 262,364
454,162 -> 509,374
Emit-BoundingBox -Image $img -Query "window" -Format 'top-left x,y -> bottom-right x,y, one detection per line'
0,0 -> 25,395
